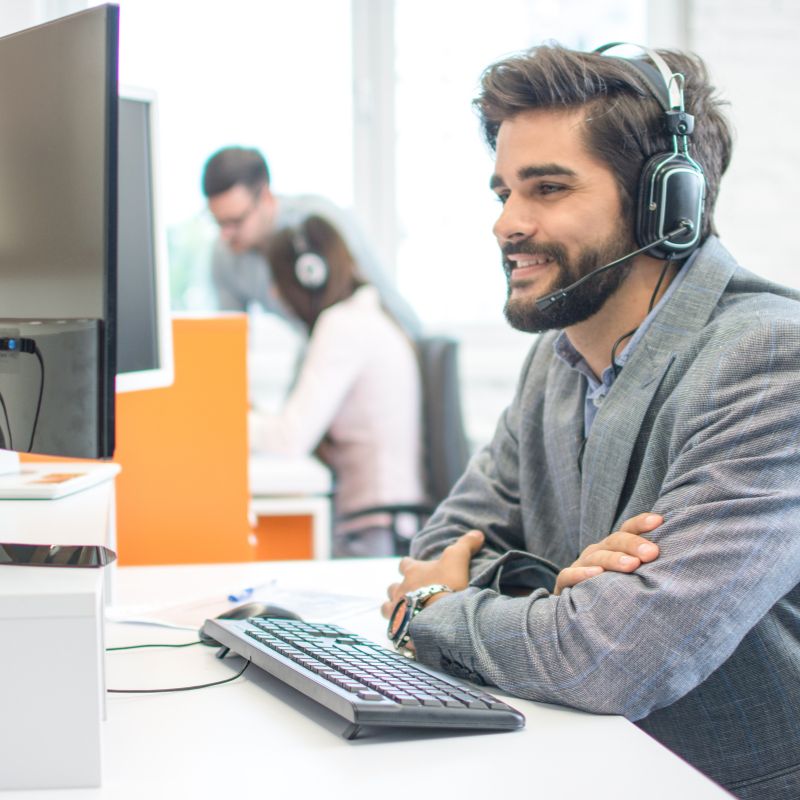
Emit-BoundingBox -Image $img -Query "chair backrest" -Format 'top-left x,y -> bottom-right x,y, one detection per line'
415,336 -> 471,506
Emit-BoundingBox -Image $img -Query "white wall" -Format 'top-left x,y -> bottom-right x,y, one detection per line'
0,1 -> 41,35
686,0 -> 800,289
0,0 -> 85,36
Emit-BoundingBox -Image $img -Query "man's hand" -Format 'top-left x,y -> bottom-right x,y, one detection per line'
381,530 -> 485,619
553,512 -> 662,595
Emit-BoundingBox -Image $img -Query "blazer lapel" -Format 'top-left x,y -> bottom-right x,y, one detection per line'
578,237 -> 738,547
578,351 -> 675,549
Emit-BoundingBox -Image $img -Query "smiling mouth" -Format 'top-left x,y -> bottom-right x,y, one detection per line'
512,255 -> 554,269
505,254 -> 556,280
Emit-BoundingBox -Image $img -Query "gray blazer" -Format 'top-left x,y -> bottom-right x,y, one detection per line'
410,237 -> 800,799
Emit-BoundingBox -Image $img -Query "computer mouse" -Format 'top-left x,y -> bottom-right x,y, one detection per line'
199,602 -> 303,646
220,601 -> 302,622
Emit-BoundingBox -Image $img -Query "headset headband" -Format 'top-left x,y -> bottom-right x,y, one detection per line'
594,40 -> 705,259
594,42 -> 683,111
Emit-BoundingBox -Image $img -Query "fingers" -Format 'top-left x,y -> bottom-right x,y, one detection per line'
444,529 -> 485,559
575,541 -> 644,573
381,582 -> 402,619
463,529 -> 485,553
438,530 -> 485,579
554,566 -> 603,595
398,532 -> 484,578
576,516 -> 662,570
619,512 -> 663,535
560,514 -> 664,595
382,530 -> 486,619
602,531 -> 659,563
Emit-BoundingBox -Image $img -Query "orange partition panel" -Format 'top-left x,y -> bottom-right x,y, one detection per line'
252,515 -> 313,561
112,315 -> 254,565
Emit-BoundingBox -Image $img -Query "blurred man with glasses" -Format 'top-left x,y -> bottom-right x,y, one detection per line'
202,146 -> 420,335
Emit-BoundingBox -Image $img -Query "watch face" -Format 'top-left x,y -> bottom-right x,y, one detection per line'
388,596 -> 409,640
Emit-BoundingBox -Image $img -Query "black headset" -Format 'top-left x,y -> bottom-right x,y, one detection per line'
595,42 -> 706,260
291,223 -> 329,291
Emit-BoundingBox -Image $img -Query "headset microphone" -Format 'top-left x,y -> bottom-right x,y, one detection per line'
534,219 -> 693,312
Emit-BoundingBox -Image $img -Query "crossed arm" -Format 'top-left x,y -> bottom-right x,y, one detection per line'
383,470 -> 800,721
381,511 -> 662,628
381,319 -> 800,719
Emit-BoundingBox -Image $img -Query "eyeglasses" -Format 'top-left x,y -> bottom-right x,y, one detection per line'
212,192 -> 261,231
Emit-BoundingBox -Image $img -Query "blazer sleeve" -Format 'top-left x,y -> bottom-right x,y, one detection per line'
409,316 -> 800,720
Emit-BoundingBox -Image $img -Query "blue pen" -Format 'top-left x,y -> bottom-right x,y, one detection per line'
227,586 -> 254,603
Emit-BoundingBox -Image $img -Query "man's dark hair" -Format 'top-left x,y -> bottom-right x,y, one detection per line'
474,44 -> 733,243
201,146 -> 271,198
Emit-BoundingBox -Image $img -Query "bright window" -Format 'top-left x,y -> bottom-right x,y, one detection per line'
113,0 -> 648,444
115,0 -> 353,308
394,0 -> 646,326
394,1 -> 646,442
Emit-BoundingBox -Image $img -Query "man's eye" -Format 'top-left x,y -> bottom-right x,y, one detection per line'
539,183 -> 564,195
494,193 -> 509,205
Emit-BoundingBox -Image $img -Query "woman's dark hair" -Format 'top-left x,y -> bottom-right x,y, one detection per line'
474,44 -> 733,242
267,215 -> 365,330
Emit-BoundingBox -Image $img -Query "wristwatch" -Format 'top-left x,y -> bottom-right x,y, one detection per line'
388,584 -> 452,651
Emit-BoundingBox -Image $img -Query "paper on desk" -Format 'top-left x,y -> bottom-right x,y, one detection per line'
104,606 -> 199,631
248,584 -> 381,623
107,583 -> 381,630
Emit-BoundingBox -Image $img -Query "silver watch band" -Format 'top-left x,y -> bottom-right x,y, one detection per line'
388,584 -> 453,651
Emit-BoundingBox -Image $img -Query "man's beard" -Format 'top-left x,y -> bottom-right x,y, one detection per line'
503,226 -> 636,333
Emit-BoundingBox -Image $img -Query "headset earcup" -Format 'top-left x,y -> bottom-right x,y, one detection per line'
294,252 -> 329,290
636,152 -> 705,259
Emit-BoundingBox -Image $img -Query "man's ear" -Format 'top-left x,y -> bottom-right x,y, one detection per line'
259,186 -> 278,226
258,186 -> 276,209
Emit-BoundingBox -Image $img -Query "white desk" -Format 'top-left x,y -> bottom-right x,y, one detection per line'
249,453 -> 333,559
3,559 -> 730,799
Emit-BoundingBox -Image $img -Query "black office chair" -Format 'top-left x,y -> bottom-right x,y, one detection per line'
337,335 -> 471,555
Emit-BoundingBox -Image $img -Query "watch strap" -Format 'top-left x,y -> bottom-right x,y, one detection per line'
388,584 -> 453,650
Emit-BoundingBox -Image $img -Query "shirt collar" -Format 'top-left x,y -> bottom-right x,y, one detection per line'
553,251 -> 697,389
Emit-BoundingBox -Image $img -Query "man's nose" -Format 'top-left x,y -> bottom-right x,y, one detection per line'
493,197 -> 538,246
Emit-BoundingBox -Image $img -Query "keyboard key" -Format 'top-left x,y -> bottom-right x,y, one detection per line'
357,691 -> 383,701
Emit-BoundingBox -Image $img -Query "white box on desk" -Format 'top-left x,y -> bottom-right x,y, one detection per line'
0,561 -> 105,789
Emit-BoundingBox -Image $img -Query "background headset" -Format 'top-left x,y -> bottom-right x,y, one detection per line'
291,222 -> 330,291
595,42 -> 706,260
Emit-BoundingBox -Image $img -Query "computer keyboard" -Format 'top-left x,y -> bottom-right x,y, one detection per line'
201,616 -> 525,737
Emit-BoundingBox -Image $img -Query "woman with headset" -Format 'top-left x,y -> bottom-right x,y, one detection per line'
249,215 -> 425,557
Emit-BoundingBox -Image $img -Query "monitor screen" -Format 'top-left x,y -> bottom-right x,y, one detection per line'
0,5 -> 118,459
116,90 -> 174,393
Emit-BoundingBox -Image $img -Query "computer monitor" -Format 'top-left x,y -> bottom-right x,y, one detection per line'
116,89 -> 174,393
0,5 -> 118,460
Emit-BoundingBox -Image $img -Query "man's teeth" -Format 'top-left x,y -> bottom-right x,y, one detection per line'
515,256 -> 552,268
